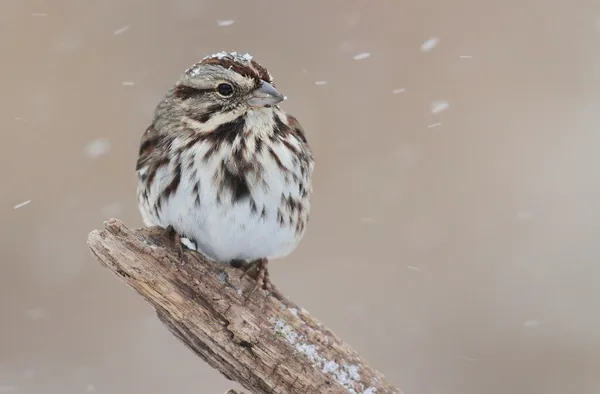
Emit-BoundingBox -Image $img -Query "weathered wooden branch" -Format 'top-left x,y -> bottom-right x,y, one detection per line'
87,219 -> 402,394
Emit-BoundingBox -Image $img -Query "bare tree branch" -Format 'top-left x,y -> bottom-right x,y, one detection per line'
87,218 -> 402,394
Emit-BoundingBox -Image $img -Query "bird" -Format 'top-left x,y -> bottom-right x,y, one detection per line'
135,51 -> 314,298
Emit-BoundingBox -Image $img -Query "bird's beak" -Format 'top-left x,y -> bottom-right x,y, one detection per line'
247,80 -> 284,107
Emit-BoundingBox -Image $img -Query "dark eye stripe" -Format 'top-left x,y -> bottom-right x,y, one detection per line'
173,85 -> 214,100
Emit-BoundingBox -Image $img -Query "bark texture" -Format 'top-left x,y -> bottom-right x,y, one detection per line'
87,218 -> 402,394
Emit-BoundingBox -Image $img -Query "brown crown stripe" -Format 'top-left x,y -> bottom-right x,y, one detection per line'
249,59 -> 272,83
200,57 -> 272,84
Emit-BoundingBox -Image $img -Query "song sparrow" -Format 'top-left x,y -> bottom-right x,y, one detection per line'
136,52 -> 314,298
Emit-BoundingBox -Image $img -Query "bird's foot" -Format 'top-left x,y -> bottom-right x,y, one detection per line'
237,258 -> 286,303
162,225 -> 186,264
239,258 -> 270,293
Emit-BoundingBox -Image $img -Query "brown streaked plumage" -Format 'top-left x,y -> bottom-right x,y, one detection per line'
135,52 -> 314,299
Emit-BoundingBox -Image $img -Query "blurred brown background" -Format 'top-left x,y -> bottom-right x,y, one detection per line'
2,0 -> 600,393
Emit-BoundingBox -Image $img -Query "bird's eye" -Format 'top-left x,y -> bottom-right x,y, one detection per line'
216,83 -> 234,97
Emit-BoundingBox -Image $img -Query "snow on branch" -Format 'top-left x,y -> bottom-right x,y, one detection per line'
87,219 -> 402,394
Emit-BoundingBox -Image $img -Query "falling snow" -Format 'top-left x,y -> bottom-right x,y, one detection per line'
315,80 -> 328,86
84,138 -> 111,158
217,20 -> 235,27
113,25 -> 130,35
460,55 -> 473,59
523,320 -> 539,328
420,37 -> 439,52
430,100 -> 449,114
428,122 -> 442,128
392,88 -> 406,94
122,81 -> 135,86
406,265 -> 421,272
353,52 -> 371,60
13,200 -> 31,209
